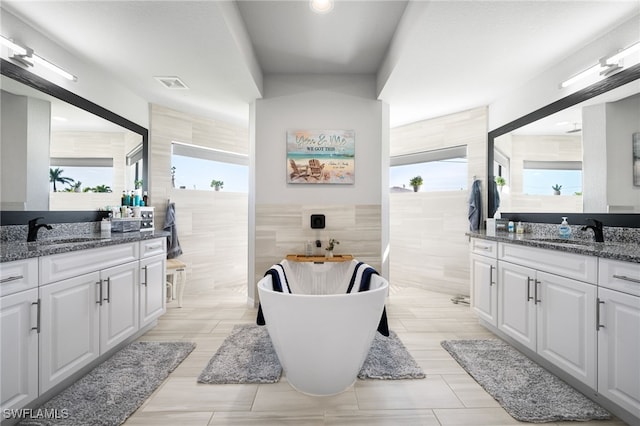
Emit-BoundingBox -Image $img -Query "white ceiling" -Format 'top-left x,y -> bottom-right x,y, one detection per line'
2,0 -> 639,128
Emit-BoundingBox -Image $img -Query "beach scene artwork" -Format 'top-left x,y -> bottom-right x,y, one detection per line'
287,129 -> 355,184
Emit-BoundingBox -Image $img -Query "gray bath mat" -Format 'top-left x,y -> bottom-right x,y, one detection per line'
358,330 -> 425,379
197,324 -> 282,384
441,339 -> 610,423
198,324 -> 424,384
19,341 -> 195,426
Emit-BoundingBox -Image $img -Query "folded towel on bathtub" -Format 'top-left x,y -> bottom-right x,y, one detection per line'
257,264 -> 291,325
347,262 -> 389,336
257,261 -> 389,336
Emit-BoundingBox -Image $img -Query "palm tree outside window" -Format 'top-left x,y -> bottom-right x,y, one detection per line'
49,167 -> 74,192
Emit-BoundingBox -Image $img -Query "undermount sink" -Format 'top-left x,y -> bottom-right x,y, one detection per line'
36,236 -> 102,245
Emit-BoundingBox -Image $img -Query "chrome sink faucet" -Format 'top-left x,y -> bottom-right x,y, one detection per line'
581,218 -> 604,243
27,217 -> 53,242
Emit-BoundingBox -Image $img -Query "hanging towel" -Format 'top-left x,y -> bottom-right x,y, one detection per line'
347,262 -> 389,336
489,179 -> 501,218
163,202 -> 183,259
256,264 -> 292,325
468,179 -> 482,232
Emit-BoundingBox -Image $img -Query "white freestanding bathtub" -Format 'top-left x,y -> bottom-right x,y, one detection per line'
257,260 -> 388,396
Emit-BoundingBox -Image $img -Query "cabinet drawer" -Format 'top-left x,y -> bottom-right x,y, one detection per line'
40,243 -> 139,284
140,238 -> 166,259
470,239 -> 497,258
0,258 -> 38,297
599,258 -> 640,296
498,242 -> 597,284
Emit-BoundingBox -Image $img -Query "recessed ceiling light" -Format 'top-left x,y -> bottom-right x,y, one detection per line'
154,76 -> 189,90
310,0 -> 334,14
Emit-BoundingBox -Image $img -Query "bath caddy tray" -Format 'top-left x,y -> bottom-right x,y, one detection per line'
286,254 -> 353,263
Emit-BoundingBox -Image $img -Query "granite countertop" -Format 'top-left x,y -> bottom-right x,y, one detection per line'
1,231 -> 170,263
468,231 -> 640,264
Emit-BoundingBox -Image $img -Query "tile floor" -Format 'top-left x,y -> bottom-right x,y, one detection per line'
126,280 -> 627,425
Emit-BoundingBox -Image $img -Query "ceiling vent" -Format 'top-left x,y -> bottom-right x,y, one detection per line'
154,76 -> 189,89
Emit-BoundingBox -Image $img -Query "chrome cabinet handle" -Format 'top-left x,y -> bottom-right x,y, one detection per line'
612,274 -> 640,284
596,298 -> 605,330
526,277 -> 533,301
31,299 -> 41,333
489,265 -> 495,286
1,275 -> 24,284
142,265 -> 148,287
534,279 -> 541,304
104,277 -> 111,303
96,280 -> 103,306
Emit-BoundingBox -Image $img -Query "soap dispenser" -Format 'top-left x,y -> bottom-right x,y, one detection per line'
559,217 -> 572,239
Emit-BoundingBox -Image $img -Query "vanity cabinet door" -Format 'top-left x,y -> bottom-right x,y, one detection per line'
536,271 -> 597,388
39,272 -> 100,393
497,261 -> 536,351
597,287 -> 640,417
470,253 -> 498,326
99,261 -> 139,354
139,254 -> 166,328
0,288 -> 39,412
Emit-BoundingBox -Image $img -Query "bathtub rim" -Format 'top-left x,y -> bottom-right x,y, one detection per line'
256,273 -> 389,298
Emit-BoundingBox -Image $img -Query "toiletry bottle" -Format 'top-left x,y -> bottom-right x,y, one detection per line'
121,191 -> 126,206
516,221 -> 524,234
142,191 -> 148,206
508,221 -> 514,233
559,217 -> 572,239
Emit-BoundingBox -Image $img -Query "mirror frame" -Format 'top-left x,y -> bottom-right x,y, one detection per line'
0,58 -> 149,225
487,62 -> 640,228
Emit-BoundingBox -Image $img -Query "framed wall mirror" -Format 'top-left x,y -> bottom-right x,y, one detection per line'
488,63 -> 640,227
1,59 -> 148,223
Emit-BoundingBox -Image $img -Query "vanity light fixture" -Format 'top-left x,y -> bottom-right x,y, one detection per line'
605,40 -> 640,66
0,35 -> 27,56
29,53 -> 77,81
560,63 -> 602,88
0,34 -> 77,81
310,0 -> 334,14
561,40 -> 640,88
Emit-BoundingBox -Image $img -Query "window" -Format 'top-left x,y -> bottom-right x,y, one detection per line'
171,142 -> 248,192
522,161 -> 582,195
493,148 -> 510,186
126,144 -> 144,190
50,157 -> 113,192
390,146 -> 468,191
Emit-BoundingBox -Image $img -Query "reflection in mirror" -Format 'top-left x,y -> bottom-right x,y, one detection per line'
1,71 -> 143,211
490,67 -> 640,215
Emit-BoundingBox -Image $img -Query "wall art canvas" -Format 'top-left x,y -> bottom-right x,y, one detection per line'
634,132 -> 640,187
286,130 -> 355,184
